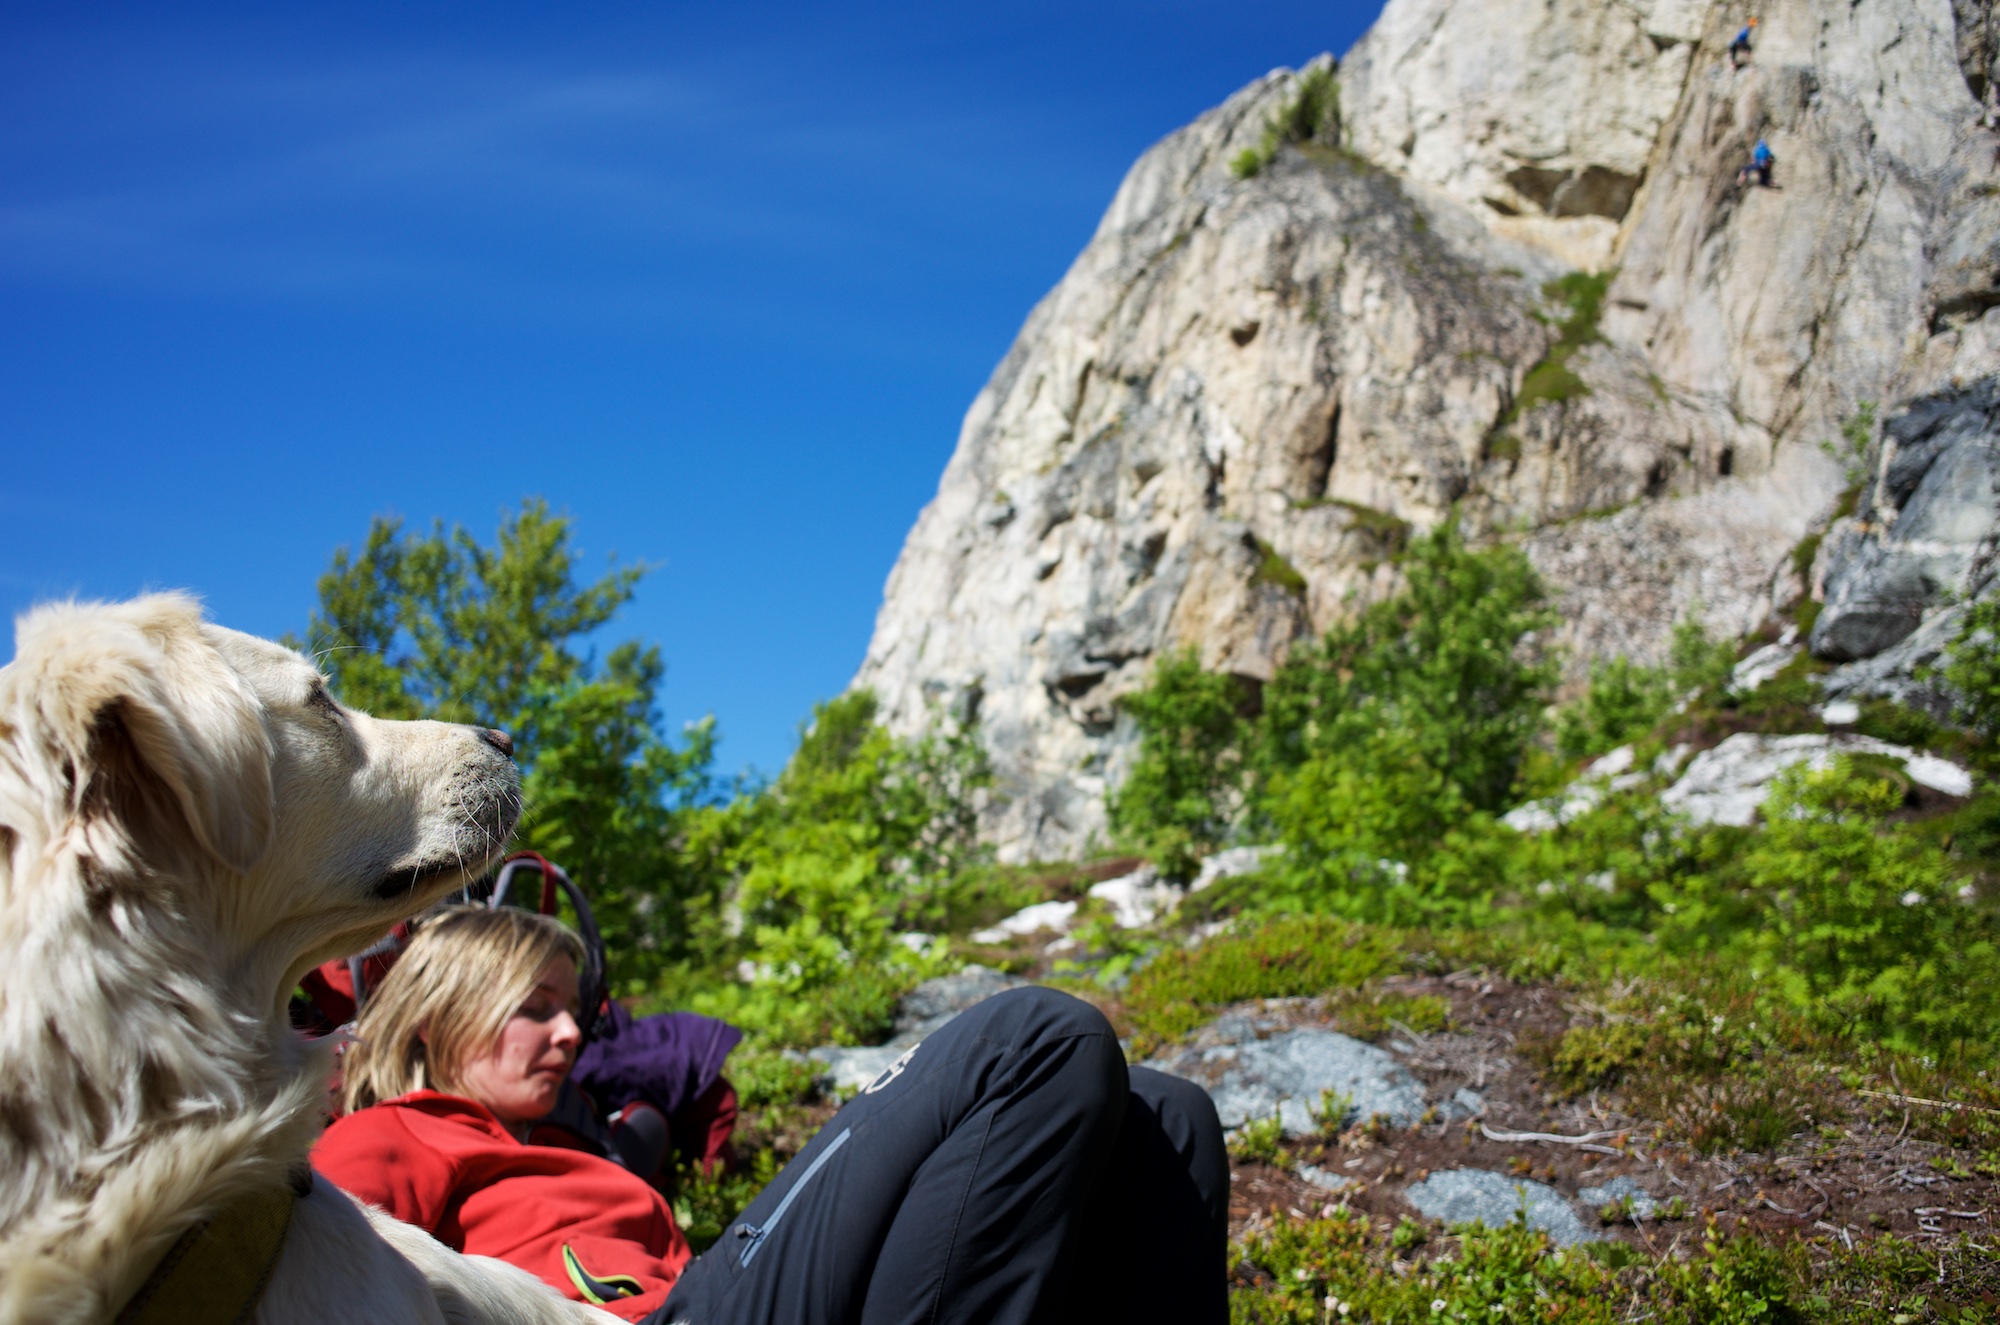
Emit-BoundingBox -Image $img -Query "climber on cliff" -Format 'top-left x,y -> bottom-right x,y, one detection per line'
1729,17 -> 1757,68
1736,137 -> 1775,188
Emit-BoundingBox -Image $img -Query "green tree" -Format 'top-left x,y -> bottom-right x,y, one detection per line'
1258,519 -> 1559,812
300,500 -> 715,986
1654,760 -> 1998,1055
1108,649 -> 1256,878
684,691 -> 991,1044
1252,522 -> 1556,914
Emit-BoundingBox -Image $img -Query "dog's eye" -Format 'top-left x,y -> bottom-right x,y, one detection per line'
307,686 -> 342,717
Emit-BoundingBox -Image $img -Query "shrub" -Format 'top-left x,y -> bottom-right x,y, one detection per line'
1548,1020 -> 1652,1093
679,691 -> 991,1045
1555,616 -> 1737,759
1943,591 -> 2000,743
1258,519 -> 1557,815
1655,759 -> 2000,1057
1229,1112 -> 1286,1166
1109,649 -> 1257,878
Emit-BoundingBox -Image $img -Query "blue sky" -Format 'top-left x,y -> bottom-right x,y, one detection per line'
1,1 -> 1380,778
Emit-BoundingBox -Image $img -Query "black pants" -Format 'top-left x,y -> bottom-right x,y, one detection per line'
652,987 -> 1228,1325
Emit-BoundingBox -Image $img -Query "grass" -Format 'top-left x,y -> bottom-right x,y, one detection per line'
1124,915 -> 1395,1049
1499,271 -> 1613,425
1231,1209 -> 1813,1325
1232,64 -> 1339,180
1292,497 -> 1413,553
1253,537 -> 1309,595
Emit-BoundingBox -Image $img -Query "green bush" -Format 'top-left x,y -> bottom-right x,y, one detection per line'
1228,1112 -> 1286,1166
673,690 -> 992,1045
1259,519 -> 1557,815
1555,616 -> 1737,759
1654,759 -> 1999,1056
1255,523 -> 1557,913
1109,649 -> 1257,879
1943,591 -> 2000,745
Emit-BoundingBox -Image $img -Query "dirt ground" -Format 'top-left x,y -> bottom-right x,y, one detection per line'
1208,971 -> 1998,1258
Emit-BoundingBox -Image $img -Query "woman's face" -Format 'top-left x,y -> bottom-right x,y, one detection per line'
453,955 -> 582,1132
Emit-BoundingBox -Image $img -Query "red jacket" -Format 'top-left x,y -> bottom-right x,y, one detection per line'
313,1090 -> 691,1320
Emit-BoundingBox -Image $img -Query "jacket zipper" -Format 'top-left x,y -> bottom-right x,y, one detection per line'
737,1127 -> 851,1266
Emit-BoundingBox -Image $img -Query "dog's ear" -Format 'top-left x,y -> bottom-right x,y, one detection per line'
12,594 -> 275,873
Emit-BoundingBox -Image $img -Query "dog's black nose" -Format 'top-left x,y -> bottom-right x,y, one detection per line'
481,728 -> 515,758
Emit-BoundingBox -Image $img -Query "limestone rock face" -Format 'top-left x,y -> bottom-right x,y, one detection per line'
856,0 -> 2000,861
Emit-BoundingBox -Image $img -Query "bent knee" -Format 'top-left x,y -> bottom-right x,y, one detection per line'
1129,1067 -> 1222,1138
978,984 -> 1119,1045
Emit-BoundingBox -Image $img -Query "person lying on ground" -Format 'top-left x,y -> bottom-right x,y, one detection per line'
313,905 -> 1230,1325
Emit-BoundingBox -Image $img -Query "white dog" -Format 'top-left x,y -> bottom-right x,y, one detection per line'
0,595 -> 616,1324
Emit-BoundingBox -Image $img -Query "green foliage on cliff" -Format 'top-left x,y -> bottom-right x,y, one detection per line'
1231,63 -> 1340,179
1500,270 -> 1613,424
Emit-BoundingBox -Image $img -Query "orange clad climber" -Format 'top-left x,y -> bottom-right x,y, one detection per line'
1730,17 -> 1757,68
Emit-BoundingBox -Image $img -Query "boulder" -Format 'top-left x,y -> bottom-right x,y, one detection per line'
1145,1018 -> 1436,1135
1814,380 -> 2000,663
1403,1169 -> 1597,1246
1660,732 -> 1972,826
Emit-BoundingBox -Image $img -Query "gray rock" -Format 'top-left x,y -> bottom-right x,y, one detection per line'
1661,732 -> 1973,826
1403,1170 -> 1597,1246
1146,1023 -> 1430,1135
891,966 -> 1024,1044
1294,1163 -> 1360,1196
1814,380 -> 2000,663
1577,1175 -> 1658,1220
807,1045 -> 907,1094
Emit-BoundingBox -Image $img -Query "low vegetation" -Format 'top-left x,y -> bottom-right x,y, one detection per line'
306,500 -> 2000,1318
1493,271 -> 1613,435
1232,64 -> 1340,179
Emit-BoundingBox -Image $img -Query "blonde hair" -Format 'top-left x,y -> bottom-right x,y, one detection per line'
340,906 -> 585,1114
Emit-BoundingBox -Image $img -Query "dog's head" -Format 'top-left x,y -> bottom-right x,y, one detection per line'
0,593 -> 521,1007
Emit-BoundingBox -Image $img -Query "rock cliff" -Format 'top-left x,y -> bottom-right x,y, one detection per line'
856,0 -> 2000,861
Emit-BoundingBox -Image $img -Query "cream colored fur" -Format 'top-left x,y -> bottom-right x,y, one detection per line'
0,595 -> 614,1324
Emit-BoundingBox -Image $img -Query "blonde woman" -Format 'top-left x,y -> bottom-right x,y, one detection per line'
315,907 -> 1228,1325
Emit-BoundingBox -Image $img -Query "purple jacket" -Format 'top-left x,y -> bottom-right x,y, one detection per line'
573,1004 -> 743,1116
